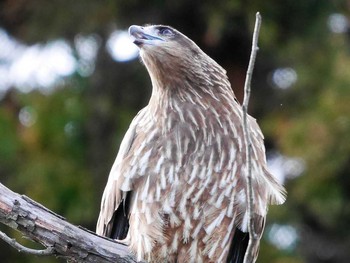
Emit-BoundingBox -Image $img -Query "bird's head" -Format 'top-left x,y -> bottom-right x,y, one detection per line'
129,24 -> 214,88
128,24 -> 197,56
129,25 -> 179,47
128,24 -> 228,96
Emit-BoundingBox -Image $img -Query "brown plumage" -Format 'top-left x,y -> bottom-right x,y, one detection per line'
96,25 -> 285,263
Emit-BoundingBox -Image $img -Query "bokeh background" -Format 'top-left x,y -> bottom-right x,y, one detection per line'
0,1 -> 349,262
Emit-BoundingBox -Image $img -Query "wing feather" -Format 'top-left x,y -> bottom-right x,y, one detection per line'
96,108 -> 147,237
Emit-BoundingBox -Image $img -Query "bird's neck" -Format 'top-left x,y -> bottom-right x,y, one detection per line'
147,65 -> 236,121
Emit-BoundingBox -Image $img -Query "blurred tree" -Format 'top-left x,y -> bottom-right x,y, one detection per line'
0,0 -> 349,262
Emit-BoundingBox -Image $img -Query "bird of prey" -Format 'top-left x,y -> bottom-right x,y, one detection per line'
96,24 -> 285,263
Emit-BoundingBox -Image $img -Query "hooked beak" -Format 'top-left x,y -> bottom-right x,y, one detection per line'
129,25 -> 164,46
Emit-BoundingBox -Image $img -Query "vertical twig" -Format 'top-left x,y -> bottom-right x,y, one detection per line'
242,12 -> 262,263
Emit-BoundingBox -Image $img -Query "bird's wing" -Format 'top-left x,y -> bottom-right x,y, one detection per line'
225,115 -> 285,263
96,108 -> 147,238
248,115 -> 286,206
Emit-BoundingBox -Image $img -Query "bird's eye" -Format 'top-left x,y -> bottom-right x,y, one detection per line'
158,27 -> 174,36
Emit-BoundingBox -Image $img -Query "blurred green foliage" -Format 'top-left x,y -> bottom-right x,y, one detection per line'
0,0 -> 349,262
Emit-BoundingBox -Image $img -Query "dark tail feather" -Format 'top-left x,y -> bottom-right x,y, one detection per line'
110,192 -> 132,239
226,228 -> 249,263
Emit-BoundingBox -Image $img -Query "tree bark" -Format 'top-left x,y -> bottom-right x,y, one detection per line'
0,182 -> 139,263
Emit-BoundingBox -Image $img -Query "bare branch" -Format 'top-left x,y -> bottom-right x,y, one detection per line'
242,12 -> 262,263
0,182 -> 140,262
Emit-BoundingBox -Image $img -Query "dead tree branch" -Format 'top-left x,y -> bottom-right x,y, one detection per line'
0,182 -> 139,262
242,12 -> 262,263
